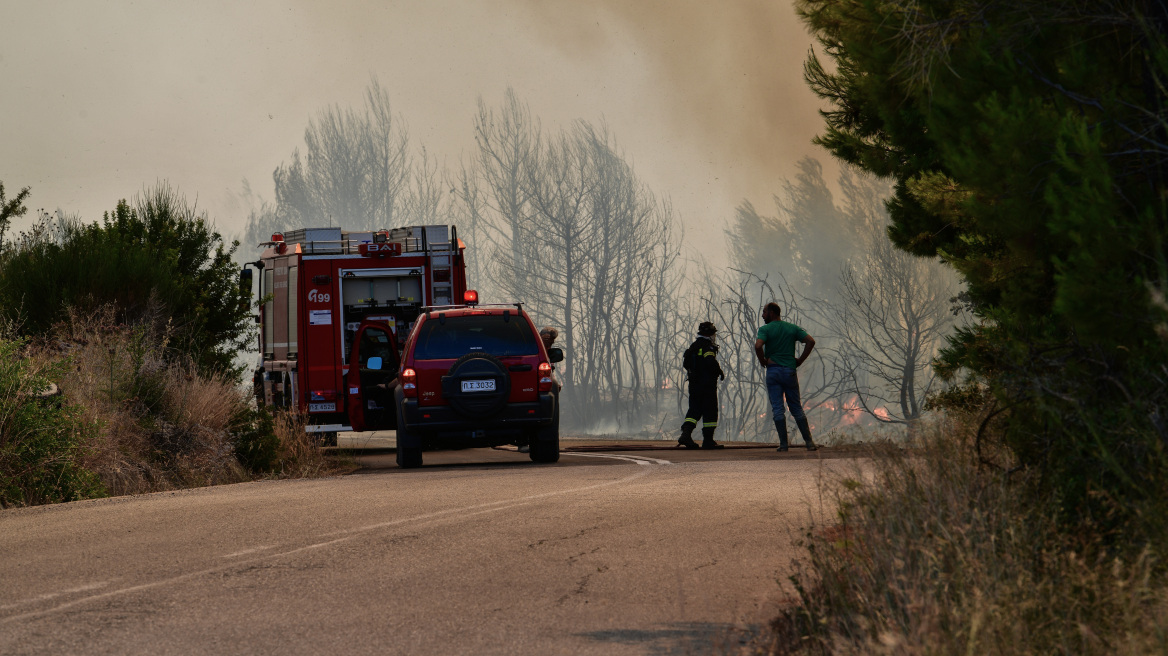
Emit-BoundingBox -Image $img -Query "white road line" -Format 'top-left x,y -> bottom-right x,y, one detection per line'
2,466 -> 655,625
221,545 -> 278,558
567,448 -> 677,464
0,581 -> 112,611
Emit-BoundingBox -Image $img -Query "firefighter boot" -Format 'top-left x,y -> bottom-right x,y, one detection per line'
700,427 -> 724,449
678,423 -> 700,449
774,420 -> 789,452
795,416 -> 818,451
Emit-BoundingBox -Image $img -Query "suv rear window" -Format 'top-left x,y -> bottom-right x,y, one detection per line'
413,314 -> 539,359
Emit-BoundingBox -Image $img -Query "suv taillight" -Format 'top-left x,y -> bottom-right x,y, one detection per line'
401,368 -> 417,398
538,362 -> 553,392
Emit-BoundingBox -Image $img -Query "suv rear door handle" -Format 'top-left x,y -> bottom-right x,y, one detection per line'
508,364 -> 532,372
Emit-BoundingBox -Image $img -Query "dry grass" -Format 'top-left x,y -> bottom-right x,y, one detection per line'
753,415 -> 1168,655
268,411 -> 339,478
34,308 -> 249,495
3,304 -> 344,507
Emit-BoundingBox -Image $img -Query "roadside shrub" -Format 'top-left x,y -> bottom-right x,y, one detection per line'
233,406 -> 280,473
1,304 -> 339,507
49,307 -> 249,495
0,337 -> 104,507
0,183 -> 252,376
765,416 -> 1168,655
270,411 -> 335,478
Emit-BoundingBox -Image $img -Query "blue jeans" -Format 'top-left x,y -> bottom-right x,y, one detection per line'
766,365 -> 806,422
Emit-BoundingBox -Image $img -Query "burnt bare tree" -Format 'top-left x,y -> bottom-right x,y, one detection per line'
647,201 -> 686,420
272,78 -> 412,230
448,158 -> 490,289
399,146 -> 448,226
460,94 -> 689,430
515,122 -> 596,410
832,219 -> 958,428
465,88 -> 541,302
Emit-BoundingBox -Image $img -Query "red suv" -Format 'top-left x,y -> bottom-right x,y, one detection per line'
374,303 -> 563,468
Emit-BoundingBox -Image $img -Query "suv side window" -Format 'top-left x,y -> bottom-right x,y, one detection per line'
413,315 -> 538,359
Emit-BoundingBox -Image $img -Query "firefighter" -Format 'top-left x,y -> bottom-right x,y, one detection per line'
678,321 -> 726,449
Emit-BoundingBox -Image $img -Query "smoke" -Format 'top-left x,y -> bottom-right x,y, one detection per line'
1,1 -> 831,250
507,0 -> 830,210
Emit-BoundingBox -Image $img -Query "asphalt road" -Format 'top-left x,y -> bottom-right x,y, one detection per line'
0,441 -> 853,655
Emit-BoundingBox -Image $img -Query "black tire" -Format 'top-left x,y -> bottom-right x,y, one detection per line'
395,394 -> 423,469
534,431 -> 560,462
529,396 -> 560,463
280,373 -> 293,409
253,370 -> 264,408
529,435 -> 559,463
396,444 -> 422,468
442,353 -> 511,418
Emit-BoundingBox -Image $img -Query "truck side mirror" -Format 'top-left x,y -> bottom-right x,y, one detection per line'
548,347 -> 564,364
366,356 -> 383,371
239,269 -> 253,314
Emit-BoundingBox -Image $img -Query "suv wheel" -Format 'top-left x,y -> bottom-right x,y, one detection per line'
442,353 -> 512,418
529,435 -> 559,463
396,445 -> 422,468
253,370 -> 264,408
529,401 -> 560,463
395,397 -> 423,469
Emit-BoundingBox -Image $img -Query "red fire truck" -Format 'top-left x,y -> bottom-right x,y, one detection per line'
242,225 -> 469,443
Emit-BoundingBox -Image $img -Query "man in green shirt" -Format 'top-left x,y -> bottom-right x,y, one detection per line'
754,302 -> 818,452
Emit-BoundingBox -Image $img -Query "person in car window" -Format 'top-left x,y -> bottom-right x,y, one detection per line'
539,326 -> 557,349
539,326 -> 563,392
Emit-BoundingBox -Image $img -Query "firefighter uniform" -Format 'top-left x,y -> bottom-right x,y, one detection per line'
679,323 -> 725,449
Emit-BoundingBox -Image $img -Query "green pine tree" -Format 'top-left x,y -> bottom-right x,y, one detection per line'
797,0 -> 1168,541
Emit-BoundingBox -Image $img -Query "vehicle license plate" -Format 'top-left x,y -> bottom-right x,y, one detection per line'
309,402 -> 336,413
462,379 -> 496,393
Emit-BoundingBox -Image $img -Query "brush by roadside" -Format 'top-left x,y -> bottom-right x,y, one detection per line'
756,416 -> 1168,655
0,308 -> 341,508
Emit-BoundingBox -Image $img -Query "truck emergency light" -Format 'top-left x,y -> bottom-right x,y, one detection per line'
463,290 -> 479,305
271,233 -> 284,242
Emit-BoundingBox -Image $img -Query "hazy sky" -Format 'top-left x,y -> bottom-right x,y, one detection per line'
0,0 -> 827,250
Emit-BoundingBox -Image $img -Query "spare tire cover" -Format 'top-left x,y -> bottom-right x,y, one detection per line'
441,353 -> 511,418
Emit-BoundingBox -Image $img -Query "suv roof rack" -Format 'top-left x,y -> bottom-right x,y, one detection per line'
423,302 -> 524,315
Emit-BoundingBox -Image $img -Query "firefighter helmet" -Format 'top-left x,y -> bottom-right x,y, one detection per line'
697,321 -> 717,336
